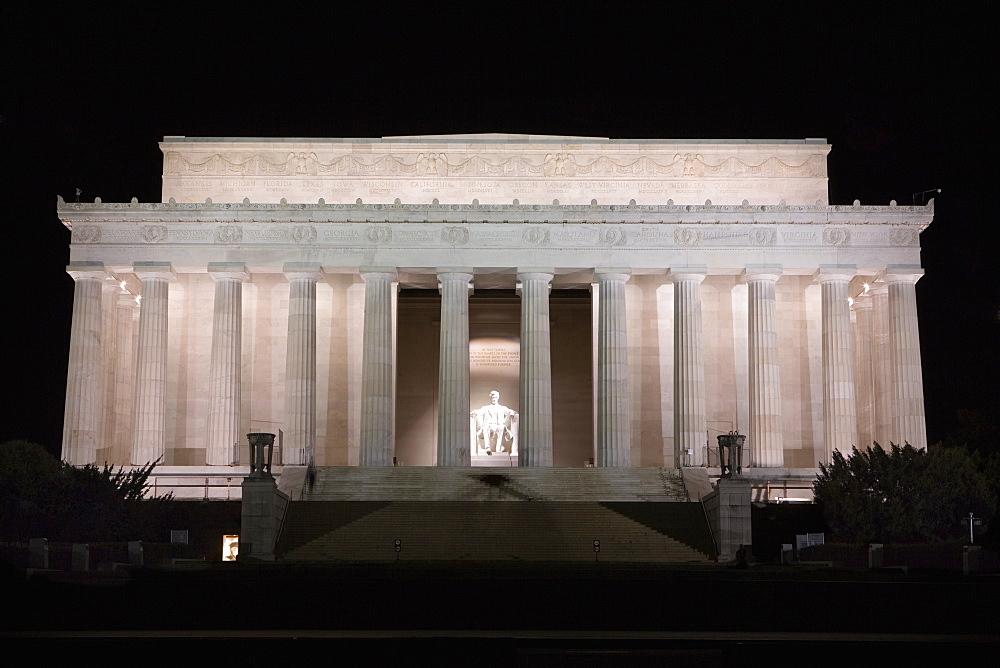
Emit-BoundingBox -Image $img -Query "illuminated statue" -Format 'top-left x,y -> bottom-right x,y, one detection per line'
472,390 -> 516,455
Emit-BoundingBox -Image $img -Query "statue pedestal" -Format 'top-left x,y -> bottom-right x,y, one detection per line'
472,453 -> 519,467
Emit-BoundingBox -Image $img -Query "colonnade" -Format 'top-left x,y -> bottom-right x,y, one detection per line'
852,269 -> 927,450
61,261 -> 927,468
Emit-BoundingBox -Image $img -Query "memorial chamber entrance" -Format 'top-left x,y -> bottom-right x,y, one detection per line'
395,288 -> 593,467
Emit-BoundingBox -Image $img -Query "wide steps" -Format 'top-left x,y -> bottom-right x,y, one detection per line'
303,467 -> 689,502
278,501 -> 712,563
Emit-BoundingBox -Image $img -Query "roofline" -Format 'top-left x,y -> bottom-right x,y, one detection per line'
162,135 -> 829,145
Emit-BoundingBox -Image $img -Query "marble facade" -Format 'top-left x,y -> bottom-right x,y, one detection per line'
58,135 -> 933,477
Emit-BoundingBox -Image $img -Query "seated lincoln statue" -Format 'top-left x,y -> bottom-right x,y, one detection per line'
471,390 -> 518,455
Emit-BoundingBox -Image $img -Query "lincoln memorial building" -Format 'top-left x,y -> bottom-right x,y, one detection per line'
57,135 -> 933,495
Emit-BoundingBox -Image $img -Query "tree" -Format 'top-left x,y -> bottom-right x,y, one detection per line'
814,443 -> 994,544
0,440 -> 64,539
0,440 -> 170,542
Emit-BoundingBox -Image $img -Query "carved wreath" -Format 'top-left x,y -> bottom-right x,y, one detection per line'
599,228 -> 625,246
748,228 -> 776,246
74,225 -> 101,244
888,228 -> 917,246
441,227 -> 469,245
140,225 -> 167,243
366,226 -> 392,244
290,225 -> 317,244
215,225 -> 243,244
823,228 -> 850,246
673,228 -> 701,246
522,227 -> 550,245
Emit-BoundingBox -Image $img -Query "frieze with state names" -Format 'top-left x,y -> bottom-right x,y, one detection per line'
62,215 -> 927,278
58,197 -> 932,270
67,222 -> 923,254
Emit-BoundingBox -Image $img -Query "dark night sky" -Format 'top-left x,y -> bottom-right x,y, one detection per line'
3,6 -> 996,457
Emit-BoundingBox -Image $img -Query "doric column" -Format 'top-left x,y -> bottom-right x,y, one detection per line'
814,267 -> 857,459
517,269 -> 554,466
852,295 -> 875,449
869,283 -> 892,446
667,268 -> 707,467
437,270 -> 473,466
885,267 -> 927,448
284,265 -> 322,466
595,269 -> 631,467
112,292 -> 139,465
206,264 -> 248,466
131,263 -> 175,465
62,263 -> 109,465
359,268 -> 397,466
742,266 -> 784,468
99,279 -> 120,459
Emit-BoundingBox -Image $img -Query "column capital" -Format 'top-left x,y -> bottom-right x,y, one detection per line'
666,266 -> 707,283
66,262 -> 108,281
132,262 -> 176,282
360,267 -> 398,282
283,263 -> 323,282
516,270 -> 554,297
208,262 -> 249,282
437,269 -> 474,296
867,281 -> 888,296
593,268 -> 631,283
436,267 -> 474,277
883,265 -> 925,284
516,267 -> 555,277
813,265 -> 856,283
740,265 -> 783,283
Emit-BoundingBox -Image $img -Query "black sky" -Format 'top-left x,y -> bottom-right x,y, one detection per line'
3,6 -> 996,457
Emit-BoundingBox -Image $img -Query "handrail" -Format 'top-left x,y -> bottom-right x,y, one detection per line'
700,492 -> 720,560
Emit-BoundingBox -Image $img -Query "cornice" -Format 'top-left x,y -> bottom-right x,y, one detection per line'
57,197 -> 934,228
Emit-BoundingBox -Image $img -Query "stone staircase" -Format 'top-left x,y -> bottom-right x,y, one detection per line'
274,467 -> 712,563
302,466 -> 690,502
278,501 -> 712,563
